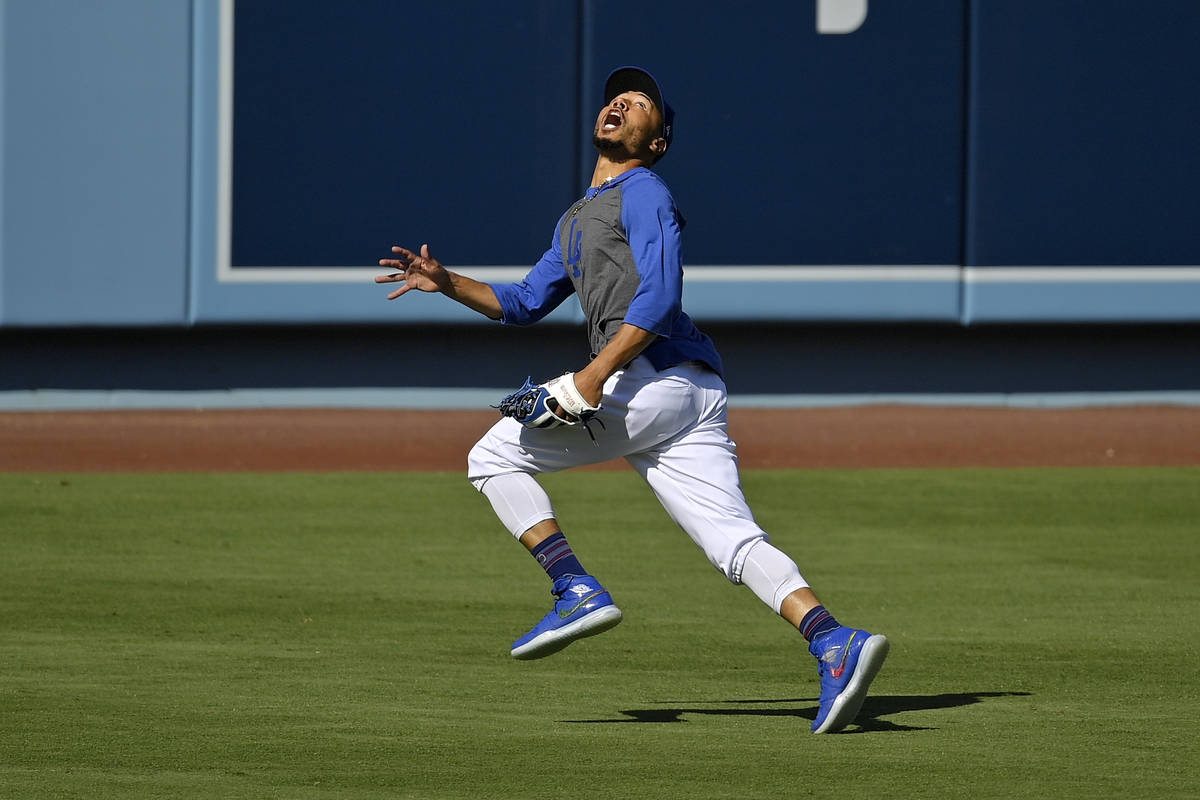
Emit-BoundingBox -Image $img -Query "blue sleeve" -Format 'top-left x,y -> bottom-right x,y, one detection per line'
620,178 -> 683,336
489,217 -> 576,326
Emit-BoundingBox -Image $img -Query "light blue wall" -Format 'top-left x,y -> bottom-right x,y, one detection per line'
1,0 -> 191,325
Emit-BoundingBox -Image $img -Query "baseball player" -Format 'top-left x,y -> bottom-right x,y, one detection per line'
377,67 -> 888,733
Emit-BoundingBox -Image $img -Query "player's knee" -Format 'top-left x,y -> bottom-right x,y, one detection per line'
727,536 -> 768,583
466,437 -> 501,485
734,538 -> 809,614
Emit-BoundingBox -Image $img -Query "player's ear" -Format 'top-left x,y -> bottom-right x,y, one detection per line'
649,136 -> 668,160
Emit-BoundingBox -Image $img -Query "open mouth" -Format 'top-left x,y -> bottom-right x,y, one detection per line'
602,110 -> 623,130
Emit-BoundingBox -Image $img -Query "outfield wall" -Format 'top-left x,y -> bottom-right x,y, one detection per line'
1,0 -> 1198,331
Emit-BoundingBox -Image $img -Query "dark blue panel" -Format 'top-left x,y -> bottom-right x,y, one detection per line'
582,0 -> 966,265
967,1 -> 1200,265
231,1 -> 577,267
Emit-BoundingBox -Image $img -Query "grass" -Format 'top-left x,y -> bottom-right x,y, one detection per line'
1,468 -> 1197,799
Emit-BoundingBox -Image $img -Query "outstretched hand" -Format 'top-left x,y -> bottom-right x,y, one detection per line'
376,244 -> 450,299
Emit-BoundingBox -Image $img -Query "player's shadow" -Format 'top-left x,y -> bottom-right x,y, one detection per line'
561,691 -> 1030,732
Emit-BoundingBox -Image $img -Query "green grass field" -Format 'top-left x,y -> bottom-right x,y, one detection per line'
2,468 -> 1197,799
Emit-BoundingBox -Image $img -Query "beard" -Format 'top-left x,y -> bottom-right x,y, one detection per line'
592,133 -> 635,162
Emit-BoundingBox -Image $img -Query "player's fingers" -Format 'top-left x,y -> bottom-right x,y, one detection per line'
374,273 -> 403,283
391,246 -> 416,260
420,243 -> 432,260
387,284 -> 412,300
547,398 -> 579,422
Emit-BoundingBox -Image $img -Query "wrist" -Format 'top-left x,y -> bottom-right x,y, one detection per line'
572,367 -> 606,405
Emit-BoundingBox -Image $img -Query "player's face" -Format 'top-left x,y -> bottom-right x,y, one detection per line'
593,91 -> 666,161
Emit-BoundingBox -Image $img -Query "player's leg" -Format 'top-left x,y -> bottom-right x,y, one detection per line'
754,558 -> 890,734
466,359 -> 704,659
468,470 -> 622,659
515,518 -> 623,655
625,363 -> 889,733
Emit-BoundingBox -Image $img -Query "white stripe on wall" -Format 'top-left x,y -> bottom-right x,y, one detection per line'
965,267 -> 1200,283
214,264 -> 1200,285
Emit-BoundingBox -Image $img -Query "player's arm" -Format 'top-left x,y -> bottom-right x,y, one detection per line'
377,244 -> 502,319
572,323 -> 658,405
621,182 -> 685,337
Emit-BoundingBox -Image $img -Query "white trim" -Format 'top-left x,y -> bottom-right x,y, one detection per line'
684,265 -> 959,282
216,262 -> 1200,286
216,0 -> 234,282
216,263 -> 963,285
218,266 -> 532,283
966,266 -> 1200,283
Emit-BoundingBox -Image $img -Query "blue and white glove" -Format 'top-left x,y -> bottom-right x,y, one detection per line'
494,373 -> 602,429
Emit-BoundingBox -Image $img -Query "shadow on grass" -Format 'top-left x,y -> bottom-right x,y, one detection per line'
561,692 -> 1030,732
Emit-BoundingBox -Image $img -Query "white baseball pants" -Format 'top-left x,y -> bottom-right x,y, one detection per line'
467,357 -> 809,609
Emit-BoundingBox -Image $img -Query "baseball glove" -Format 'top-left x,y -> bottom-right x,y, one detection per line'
494,373 -> 602,431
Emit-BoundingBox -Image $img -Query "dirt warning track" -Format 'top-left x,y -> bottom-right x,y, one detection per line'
2,405 -> 1196,472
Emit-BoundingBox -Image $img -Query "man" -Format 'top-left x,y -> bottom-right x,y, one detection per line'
377,67 -> 888,734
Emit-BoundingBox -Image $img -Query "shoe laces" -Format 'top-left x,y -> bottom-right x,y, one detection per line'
814,644 -> 844,676
581,415 -> 606,445
551,575 -> 588,597
493,377 -> 540,417
810,629 -> 846,669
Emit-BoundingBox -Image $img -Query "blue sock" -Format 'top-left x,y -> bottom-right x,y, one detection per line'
530,532 -> 586,581
798,605 -> 841,642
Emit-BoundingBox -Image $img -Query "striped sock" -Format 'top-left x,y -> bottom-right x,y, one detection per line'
798,605 -> 841,642
530,532 -> 586,581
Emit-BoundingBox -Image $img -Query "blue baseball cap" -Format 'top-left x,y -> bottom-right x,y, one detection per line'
604,66 -> 675,155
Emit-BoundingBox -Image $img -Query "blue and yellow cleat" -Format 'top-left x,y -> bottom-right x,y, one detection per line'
809,626 -> 890,733
511,575 -> 623,660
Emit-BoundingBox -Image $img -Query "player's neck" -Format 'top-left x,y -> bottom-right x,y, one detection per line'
589,156 -> 649,188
